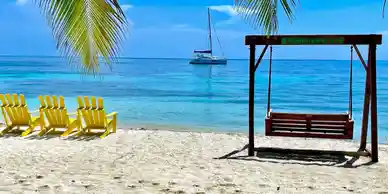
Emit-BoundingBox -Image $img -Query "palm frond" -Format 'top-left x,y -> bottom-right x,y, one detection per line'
234,0 -> 298,35
36,0 -> 128,74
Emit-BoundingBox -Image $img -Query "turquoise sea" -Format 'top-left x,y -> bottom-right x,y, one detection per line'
0,56 -> 387,142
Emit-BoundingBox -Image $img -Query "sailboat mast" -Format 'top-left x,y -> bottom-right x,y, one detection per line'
207,8 -> 213,55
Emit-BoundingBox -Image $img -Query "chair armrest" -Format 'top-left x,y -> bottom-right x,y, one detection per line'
106,112 -> 117,117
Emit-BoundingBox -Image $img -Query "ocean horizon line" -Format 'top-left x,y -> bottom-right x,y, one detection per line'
1,55 -> 387,62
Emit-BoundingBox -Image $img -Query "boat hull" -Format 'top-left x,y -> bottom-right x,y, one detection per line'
189,59 -> 227,65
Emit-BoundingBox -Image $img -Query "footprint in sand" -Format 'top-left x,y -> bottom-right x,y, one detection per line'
127,185 -> 136,189
342,186 -> 354,192
223,177 -> 233,182
37,185 -> 50,191
36,175 -> 44,179
160,188 -> 170,192
168,181 -> 177,185
84,184 -> 94,189
219,183 -> 236,187
259,184 -> 269,188
172,190 -> 185,194
21,183 -> 31,187
136,180 -> 161,187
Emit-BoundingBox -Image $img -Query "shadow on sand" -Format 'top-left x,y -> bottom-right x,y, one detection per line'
215,144 -> 376,168
0,132 -> 106,141
26,134 -> 101,141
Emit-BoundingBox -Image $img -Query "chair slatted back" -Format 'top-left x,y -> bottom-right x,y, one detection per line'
0,94 -> 32,126
77,96 -> 106,129
39,95 -> 69,127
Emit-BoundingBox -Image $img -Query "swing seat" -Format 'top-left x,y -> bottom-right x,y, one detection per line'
265,110 -> 354,139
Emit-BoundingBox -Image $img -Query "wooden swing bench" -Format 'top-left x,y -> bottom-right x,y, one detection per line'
265,111 -> 354,139
261,42 -> 355,140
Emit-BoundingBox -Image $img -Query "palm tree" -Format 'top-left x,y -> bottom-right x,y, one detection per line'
233,0 -> 298,35
36,0 -> 127,75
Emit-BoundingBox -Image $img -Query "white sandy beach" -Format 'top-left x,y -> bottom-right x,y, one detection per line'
0,128 -> 387,194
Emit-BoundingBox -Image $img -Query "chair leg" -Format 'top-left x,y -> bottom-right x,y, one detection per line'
100,121 -> 113,138
61,120 -> 78,137
21,117 -> 41,137
37,127 -> 49,137
0,126 -> 13,136
38,127 -> 58,137
100,128 -> 110,138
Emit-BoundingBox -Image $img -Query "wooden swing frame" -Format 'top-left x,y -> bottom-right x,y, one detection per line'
246,34 -> 382,162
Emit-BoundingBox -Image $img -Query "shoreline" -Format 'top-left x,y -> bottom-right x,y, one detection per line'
2,120 -> 388,145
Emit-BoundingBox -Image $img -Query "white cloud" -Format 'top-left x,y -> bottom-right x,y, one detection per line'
170,24 -> 207,34
208,5 -> 259,20
121,4 -> 133,12
209,5 -> 239,17
208,5 -> 248,26
167,24 -> 247,38
16,0 -> 28,6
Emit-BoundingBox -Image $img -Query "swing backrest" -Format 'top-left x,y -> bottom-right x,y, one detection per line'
265,111 -> 354,139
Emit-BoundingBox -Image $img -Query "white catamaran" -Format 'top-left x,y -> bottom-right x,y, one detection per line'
189,8 -> 227,65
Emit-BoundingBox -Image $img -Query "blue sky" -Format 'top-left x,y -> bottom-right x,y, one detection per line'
1,0 -> 388,59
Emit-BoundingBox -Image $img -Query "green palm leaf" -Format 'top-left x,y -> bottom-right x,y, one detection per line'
36,0 -> 128,74
234,0 -> 298,35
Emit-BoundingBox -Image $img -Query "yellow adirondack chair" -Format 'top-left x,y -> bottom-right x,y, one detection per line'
76,96 -> 117,138
0,93 -> 41,136
37,95 -> 79,137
